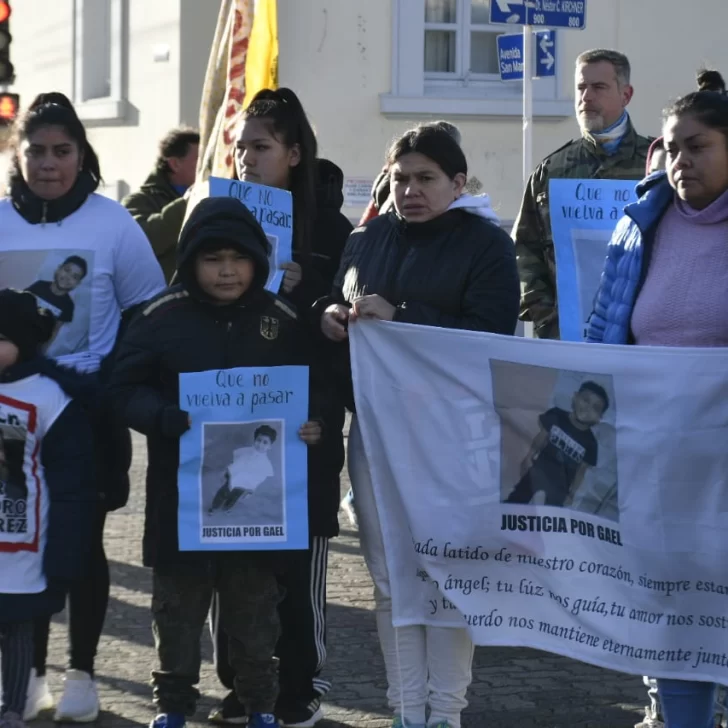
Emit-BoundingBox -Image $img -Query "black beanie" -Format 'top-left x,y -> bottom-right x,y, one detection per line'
0,289 -> 57,360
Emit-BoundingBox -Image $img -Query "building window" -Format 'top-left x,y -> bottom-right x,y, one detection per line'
73,0 -> 128,122
424,0 -> 501,80
383,0 -> 571,118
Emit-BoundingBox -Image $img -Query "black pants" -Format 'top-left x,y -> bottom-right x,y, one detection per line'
1,620 -> 33,715
506,469 -> 569,507
152,554 -> 281,716
33,509 -> 109,677
212,537 -> 330,708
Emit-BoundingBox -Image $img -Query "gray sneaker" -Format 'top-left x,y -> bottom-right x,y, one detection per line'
0,711 -> 27,728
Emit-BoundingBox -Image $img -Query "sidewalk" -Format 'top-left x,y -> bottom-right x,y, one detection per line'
35,434 -> 647,728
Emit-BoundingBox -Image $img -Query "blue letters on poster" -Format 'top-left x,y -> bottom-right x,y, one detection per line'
549,179 -> 638,341
207,178 -> 293,293
177,366 -> 309,551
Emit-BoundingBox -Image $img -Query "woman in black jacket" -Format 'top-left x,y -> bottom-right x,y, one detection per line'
210,88 -> 352,728
318,125 -> 519,728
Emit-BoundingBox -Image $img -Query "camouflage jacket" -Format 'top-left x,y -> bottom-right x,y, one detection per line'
513,123 -> 653,339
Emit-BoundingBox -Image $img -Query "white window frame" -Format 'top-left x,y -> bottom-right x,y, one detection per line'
382,0 -> 572,119
423,0 -> 504,84
72,0 -> 129,123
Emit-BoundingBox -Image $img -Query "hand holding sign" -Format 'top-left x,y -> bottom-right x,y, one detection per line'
299,420 -> 322,445
280,261 -> 302,294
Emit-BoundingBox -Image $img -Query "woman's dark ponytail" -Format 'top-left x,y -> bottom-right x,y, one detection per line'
9,91 -> 102,191
243,87 -> 317,262
696,69 -> 727,95
664,69 -> 728,146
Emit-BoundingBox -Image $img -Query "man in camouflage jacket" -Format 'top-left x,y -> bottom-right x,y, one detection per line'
514,49 -> 653,339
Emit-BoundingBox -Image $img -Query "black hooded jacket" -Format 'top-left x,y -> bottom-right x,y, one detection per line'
282,160 -> 351,538
110,197 -> 337,565
285,159 -> 354,311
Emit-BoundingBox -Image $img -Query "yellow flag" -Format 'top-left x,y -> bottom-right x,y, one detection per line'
243,0 -> 278,107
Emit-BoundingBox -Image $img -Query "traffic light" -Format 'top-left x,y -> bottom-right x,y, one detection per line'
0,91 -> 18,125
0,2 -> 12,84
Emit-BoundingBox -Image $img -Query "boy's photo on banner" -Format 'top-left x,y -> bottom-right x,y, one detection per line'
177,365 -> 309,551
493,360 -> 618,522
549,179 -> 638,341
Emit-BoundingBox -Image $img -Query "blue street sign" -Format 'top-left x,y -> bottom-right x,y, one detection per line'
496,30 -> 556,81
536,29 -> 556,77
496,34 -> 524,81
490,0 -> 586,30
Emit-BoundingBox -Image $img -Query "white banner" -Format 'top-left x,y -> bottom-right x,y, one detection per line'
350,321 -> 728,683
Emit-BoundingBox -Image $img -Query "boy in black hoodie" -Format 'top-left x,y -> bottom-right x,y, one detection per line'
110,197 -> 324,728
0,290 -> 95,728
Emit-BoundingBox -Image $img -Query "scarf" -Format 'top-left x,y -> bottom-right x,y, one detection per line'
9,170 -> 98,225
589,111 -> 630,156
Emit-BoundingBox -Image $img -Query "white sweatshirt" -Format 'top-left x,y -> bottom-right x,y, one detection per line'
0,194 -> 166,373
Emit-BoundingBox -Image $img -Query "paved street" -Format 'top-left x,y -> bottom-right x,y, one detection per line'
36,433 -> 649,728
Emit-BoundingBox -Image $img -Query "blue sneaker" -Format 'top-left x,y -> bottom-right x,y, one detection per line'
150,714 -> 186,728
249,714 -> 279,728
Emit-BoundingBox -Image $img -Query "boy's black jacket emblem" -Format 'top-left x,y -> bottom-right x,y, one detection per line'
260,316 -> 279,340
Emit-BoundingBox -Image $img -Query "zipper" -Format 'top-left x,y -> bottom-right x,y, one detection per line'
41,202 -> 48,226
383,219 -> 410,304
224,321 -> 233,368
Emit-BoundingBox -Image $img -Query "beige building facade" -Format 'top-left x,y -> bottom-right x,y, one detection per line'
6,0 -> 728,221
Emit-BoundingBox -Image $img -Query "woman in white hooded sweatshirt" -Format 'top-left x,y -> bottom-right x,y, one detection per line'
315,125 -> 520,728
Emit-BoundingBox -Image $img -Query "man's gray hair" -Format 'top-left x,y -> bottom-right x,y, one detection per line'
576,49 -> 631,86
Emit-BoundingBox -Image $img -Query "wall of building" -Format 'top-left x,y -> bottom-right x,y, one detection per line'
6,0 -> 728,215
8,0 -> 218,199
278,0 -> 728,223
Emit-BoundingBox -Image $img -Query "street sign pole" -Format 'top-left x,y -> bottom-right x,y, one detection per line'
522,24 -> 533,192
491,0 -> 586,339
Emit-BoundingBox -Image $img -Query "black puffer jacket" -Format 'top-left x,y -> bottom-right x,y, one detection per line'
110,197 -> 334,565
285,159 -> 352,538
286,158 -> 354,311
315,209 -> 520,408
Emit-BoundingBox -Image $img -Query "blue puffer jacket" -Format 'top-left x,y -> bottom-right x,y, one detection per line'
586,173 -> 674,344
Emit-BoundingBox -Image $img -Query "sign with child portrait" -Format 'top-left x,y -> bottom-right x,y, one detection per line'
187,178 -> 293,294
549,179 -> 638,341
177,366 -> 309,551
351,321 -> 728,684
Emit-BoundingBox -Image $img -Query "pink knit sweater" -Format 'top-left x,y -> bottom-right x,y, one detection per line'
631,188 -> 728,346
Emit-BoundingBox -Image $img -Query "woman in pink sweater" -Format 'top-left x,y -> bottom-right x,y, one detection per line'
587,69 -> 728,727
